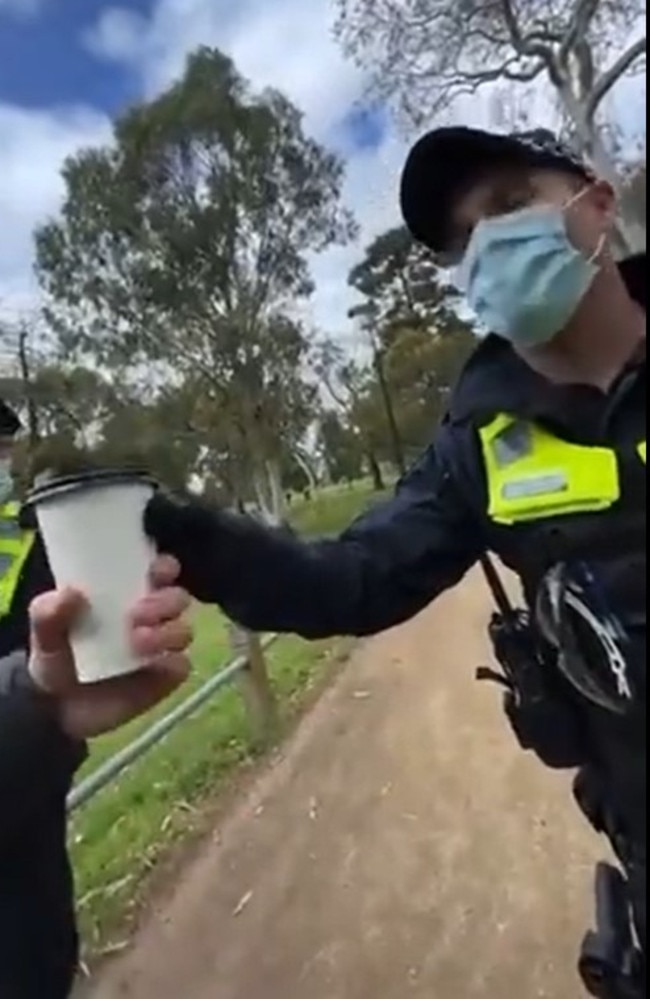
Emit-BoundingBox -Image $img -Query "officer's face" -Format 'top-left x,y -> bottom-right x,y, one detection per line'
448,168 -> 617,265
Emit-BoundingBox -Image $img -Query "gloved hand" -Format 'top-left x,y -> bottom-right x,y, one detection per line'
143,492 -> 244,604
144,492 -> 307,630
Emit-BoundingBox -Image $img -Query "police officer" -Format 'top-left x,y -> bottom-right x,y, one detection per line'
144,128 -> 645,988
0,400 -> 54,656
0,396 -> 194,998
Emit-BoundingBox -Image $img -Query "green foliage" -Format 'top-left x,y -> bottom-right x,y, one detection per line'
34,46 -> 355,505
341,224 -> 476,465
318,410 -> 364,483
289,477 -> 390,536
347,225 -> 464,334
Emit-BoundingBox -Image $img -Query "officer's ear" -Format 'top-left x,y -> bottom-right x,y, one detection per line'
589,179 -> 618,230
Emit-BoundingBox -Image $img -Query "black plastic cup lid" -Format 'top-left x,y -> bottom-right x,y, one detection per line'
25,468 -> 158,509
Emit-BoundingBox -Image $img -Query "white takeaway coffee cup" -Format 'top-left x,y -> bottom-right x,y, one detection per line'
27,469 -> 158,683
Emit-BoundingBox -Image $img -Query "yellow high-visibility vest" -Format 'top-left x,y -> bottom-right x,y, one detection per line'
478,413 -> 646,527
0,501 -> 35,617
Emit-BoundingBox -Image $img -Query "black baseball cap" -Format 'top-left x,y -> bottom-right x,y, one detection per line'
0,400 -> 21,438
400,126 -> 594,255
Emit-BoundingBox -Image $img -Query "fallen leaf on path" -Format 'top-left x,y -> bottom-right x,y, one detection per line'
232,890 -> 254,917
98,939 -> 130,958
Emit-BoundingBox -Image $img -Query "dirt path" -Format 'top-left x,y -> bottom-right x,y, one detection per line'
89,569 -> 603,999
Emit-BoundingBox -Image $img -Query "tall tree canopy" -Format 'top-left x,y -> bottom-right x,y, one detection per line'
347,225 -> 467,334
35,46 -> 355,513
345,226 -> 475,469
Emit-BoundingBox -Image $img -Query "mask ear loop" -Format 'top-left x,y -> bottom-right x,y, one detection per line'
588,231 -> 607,265
563,185 -> 607,265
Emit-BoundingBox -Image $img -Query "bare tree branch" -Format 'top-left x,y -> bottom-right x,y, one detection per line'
499,0 -> 554,64
446,55 -> 545,85
586,35 -> 647,120
335,0 -> 646,184
559,0 -> 599,59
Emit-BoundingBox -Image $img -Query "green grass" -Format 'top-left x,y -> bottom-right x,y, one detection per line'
70,479 -> 387,955
288,477 -> 391,536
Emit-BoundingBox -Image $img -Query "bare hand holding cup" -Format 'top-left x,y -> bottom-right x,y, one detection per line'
28,555 -> 193,741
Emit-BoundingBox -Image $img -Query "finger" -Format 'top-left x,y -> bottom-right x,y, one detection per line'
148,554 -> 181,590
30,587 -> 86,657
59,655 -> 191,740
28,588 -> 87,694
131,618 -> 194,658
130,586 -> 191,626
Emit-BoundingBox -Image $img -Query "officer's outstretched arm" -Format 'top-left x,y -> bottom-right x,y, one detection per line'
144,442 -> 481,639
0,652 -> 83,849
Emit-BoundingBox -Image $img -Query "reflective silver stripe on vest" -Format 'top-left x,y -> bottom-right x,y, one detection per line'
501,472 -> 569,501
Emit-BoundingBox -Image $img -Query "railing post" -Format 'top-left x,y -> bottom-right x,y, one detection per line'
228,622 -> 277,747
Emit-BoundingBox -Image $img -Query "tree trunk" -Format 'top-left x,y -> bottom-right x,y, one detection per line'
266,458 -> 287,523
251,463 -> 272,517
17,329 -> 40,451
250,459 -> 286,524
366,450 -> 384,491
373,348 -> 406,477
292,448 -> 319,490
320,461 -> 332,488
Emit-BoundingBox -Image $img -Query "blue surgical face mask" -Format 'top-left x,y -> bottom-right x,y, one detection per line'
0,458 -> 14,505
455,191 -> 604,346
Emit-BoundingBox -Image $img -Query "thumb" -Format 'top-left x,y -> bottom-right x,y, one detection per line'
30,587 -> 86,656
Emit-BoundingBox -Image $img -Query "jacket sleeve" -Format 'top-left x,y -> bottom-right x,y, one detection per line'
0,652 -> 84,849
146,436 -> 483,639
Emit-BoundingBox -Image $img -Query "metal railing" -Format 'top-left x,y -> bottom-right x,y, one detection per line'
67,632 -> 279,813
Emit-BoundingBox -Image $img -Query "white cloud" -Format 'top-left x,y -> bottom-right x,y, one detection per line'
82,7 -> 148,63
0,103 -> 111,315
85,0 -> 362,131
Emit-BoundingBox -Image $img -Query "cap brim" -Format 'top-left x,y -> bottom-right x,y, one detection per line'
400,126 -> 579,254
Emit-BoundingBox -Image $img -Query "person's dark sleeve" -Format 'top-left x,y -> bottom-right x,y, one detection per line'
0,652 -> 84,849
144,439 -> 483,639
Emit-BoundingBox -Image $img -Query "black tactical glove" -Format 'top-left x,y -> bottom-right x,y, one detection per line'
144,492 -> 360,638
144,492 -> 230,603
143,492 -> 287,607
